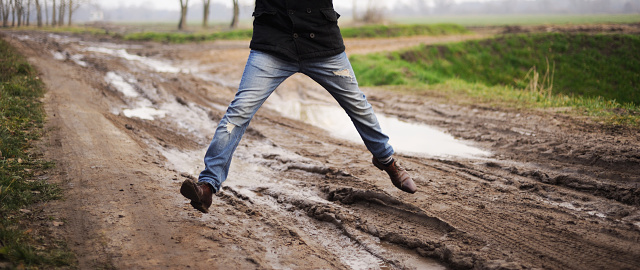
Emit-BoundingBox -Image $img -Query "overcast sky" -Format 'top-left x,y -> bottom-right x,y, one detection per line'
96,0 -> 246,10
94,0 -> 479,11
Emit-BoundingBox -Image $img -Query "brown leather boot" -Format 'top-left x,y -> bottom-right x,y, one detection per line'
372,157 -> 417,194
180,180 -> 213,213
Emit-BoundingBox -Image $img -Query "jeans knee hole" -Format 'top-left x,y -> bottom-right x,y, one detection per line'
332,69 -> 353,78
225,122 -> 236,133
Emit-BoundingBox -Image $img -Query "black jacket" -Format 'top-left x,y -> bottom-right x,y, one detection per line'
250,0 -> 345,62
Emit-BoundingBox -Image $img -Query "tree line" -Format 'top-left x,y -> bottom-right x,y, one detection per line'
179,0 -> 240,30
182,0 -> 377,30
0,0 -> 86,27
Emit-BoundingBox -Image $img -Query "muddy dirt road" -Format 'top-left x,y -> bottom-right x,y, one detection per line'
3,31 -> 640,269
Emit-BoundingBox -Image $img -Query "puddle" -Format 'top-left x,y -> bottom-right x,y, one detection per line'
267,99 -> 490,159
193,72 -> 241,88
105,71 -> 139,98
158,101 -> 218,137
122,107 -> 167,120
46,33 -> 81,44
15,35 -> 33,41
69,54 -> 88,67
159,148 -> 204,176
85,46 -> 183,73
51,50 -> 66,61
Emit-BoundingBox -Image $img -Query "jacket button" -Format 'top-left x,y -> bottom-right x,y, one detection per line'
309,33 -> 315,38
306,8 -> 312,13
293,33 -> 299,38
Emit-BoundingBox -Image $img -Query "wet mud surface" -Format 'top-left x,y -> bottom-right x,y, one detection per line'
3,30 -> 640,269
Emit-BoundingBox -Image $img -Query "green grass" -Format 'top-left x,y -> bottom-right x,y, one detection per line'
123,23 -> 471,43
0,38 -> 74,268
350,33 -> 640,126
394,13 -> 640,26
8,25 -> 109,35
124,28 -> 254,43
340,23 -> 469,38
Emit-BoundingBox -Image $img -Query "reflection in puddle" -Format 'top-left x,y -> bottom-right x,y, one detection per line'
268,99 -> 490,159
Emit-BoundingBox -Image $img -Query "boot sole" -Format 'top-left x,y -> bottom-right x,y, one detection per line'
180,181 -> 209,213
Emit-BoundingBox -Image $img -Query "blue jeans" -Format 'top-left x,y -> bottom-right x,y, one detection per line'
198,50 -> 394,192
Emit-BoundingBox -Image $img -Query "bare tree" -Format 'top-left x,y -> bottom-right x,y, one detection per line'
11,0 -> 15,26
230,0 -> 238,28
178,0 -> 188,30
202,0 -> 210,28
14,0 -> 22,27
44,0 -> 48,25
58,0 -> 65,26
0,0 -> 5,27
67,0 -> 84,26
25,0 -> 30,26
51,0 -> 56,26
35,0 -> 42,26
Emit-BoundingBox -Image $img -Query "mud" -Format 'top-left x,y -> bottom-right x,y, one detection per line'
3,30 -> 640,270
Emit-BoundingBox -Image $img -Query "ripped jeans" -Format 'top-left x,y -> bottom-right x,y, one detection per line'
198,50 -> 394,192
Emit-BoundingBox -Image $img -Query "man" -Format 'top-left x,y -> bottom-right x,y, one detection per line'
181,0 -> 417,213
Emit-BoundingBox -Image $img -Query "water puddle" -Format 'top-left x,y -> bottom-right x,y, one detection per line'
160,148 -> 204,176
50,50 -> 65,60
122,107 -> 167,120
266,99 -> 490,159
46,33 -> 81,44
104,71 -> 140,98
69,54 -> 88,67
84,46 -> 183,73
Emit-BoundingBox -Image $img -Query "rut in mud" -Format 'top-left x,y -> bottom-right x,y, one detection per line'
4,31 -> 640,270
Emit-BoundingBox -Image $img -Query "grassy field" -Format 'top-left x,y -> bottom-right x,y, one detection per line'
0,38 -> 74,268
123,28 -> 254,43
340,23 -> 468,38
394,13 -> 640,26
350,33 -> 640,126
122,23 -> 470,43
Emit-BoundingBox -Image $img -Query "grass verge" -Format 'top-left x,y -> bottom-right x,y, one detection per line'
0,38 -> 75,268
340,23 -> 469,38
122,23 -> 470,43
350,33 -> 640,126
123,28 -> 254,43
7,25 -> 109,36
394,13 -> 640,26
